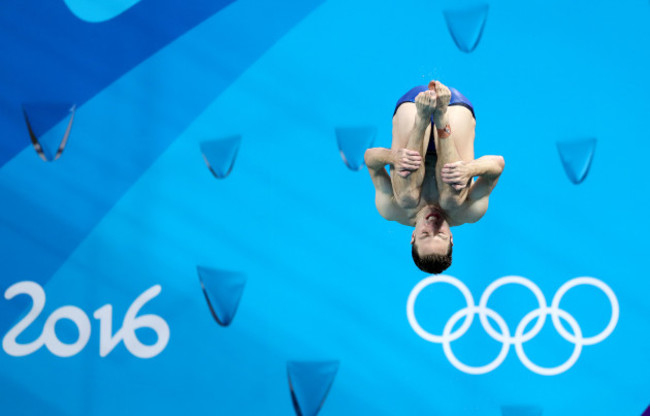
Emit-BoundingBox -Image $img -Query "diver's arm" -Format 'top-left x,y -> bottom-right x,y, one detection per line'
465,155 -> 505,200
365,146 -> 424,209
364,147 -> 393,171
440,156 -> 504,196
364,148 -> 401,220
438,155 -> 504,224
365,148 -> 423,221
365,147 -> 422,184
364,148 -> 395,196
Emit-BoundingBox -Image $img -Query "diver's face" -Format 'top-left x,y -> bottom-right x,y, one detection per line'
411,209 -> 453,256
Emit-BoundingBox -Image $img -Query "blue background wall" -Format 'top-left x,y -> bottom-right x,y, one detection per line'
1,0 -> 649,414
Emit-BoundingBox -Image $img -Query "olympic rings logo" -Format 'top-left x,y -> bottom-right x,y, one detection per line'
406,275 -> 619,376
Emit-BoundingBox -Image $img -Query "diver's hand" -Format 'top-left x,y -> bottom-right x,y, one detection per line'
441,160 -> 472,190
392,148 -> 422,178
415,89 -> 437,120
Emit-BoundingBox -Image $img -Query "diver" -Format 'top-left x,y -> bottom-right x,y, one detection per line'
364,80 -> 504,274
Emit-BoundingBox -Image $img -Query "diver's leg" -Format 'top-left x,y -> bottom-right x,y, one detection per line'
438,105 -> 476,162
390,91 -> 436,207
391,102 -> 431,155
433,102 -> 477,201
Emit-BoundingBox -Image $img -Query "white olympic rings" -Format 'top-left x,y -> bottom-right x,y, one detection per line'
406,275 -> 619,376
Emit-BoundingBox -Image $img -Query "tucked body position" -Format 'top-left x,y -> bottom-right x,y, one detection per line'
364,81 -> 504,273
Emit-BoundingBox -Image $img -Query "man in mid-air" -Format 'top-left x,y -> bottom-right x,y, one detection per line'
364,80 -> 504,273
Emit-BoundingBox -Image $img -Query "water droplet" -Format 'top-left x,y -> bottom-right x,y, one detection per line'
199,135 -> 241,179
287,360 -> 339,416
556,138 -> 597,184
197,266 -> 246,327
443,3 -> 489,53
335,126 -> 377,171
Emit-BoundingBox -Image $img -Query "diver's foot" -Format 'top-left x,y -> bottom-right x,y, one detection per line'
429,80 -> 451,126
415,89 -> 437,121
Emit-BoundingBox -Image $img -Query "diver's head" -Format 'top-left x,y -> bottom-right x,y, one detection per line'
411,206 -> 453,274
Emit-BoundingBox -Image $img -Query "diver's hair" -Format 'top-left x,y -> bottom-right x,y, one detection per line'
411,242 -> 452,274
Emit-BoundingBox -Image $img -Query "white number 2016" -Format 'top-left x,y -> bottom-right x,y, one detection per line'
2,282 -> 169,358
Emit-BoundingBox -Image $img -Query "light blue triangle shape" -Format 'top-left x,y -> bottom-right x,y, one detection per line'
197,266 -> 246,327
199,135 -> 242,178
287,360 -> 339,416
443,3 -> 489,53
22,102 -> 75,161
335,126 -> 377,171
556,138 -> 597,184
501,405 -> 543,416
